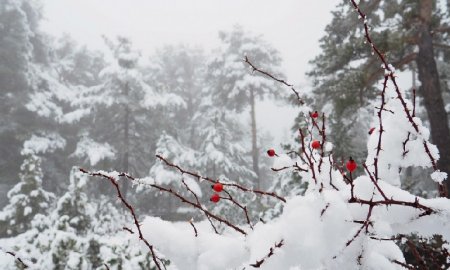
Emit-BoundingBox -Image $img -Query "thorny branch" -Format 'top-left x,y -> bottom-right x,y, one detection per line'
156,154 -> 286,203
374,75 -> 389,182
222,189 -> 254,229
244,56 -> 304,105
249,240 -> 284,268
79,168 -> 164,270
349,0 -> 447,197
82,169 -> 247,235
181,178 -> 219,234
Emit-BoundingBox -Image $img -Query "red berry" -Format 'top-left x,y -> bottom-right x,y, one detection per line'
346,158 -> 357,173
212,183 -> 223,192
311,111 -> 319,118
311,140 -> 321,149
368,127 -> 375,135
267,149 -> 276,157
210,193 -> 220,203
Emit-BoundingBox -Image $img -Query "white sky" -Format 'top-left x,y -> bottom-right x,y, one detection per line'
41,0 -> 341,145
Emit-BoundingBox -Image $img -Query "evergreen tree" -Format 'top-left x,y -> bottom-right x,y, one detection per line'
307,0 -> 450,194
194,104 -> 255,182
0,153 -> 54,237
54,167 -> 93,234
145,45 -> 205,146
0,0 -> 47,188
206,25 -> 285,189
75,37 -> 185,198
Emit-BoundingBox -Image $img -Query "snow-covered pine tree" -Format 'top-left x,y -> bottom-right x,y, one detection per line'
205,25 -> 285,189
0,152 -> 54,237
193,102 -> 257,224
144,45 -> 204,146
0,0 -> 51,191
76,37 -> 185,198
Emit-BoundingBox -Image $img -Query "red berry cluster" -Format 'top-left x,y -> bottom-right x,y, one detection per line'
310,111 -> 319,118
210,182 -> 223,203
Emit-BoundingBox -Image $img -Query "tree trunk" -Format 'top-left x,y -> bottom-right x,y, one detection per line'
416,0 -> 450,197
250,88 -> 260,189
122,82 -> 130,198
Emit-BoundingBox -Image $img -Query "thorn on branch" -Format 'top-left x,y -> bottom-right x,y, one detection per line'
249,240 -> 284,268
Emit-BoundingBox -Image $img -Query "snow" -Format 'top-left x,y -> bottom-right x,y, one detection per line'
22,133 -> 66,155
431,170 -> 447,184
72,137 -> 116,166
23,207 -> 32,216
272,154 -> 294,170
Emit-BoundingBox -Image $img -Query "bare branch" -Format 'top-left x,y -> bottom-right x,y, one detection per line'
249,240 -> 284,268
244,56 -> 304,105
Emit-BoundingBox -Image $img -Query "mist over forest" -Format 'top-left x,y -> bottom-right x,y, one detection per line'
0,0 -> 450,269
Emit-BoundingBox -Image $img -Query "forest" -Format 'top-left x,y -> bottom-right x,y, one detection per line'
0,0 -> 449,269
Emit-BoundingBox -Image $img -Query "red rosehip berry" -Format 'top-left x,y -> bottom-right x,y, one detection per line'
311,140 -> 321,149
212,183 -> 223,192
267,149 -> 276,157
210,193 -> 220,203
368,127 -> 375,135
346,158 -> 357,173
311,111 -> 319,118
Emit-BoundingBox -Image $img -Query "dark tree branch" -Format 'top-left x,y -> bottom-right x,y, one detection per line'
79,168 -> 164,270
249,240 -> 284,268
156,155 -> 286,203
244,56 -> 304,105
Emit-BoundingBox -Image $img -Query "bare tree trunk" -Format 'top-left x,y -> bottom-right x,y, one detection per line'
122,82 -> 130,198
416,0 -> 450,197
249,88 -> 260,189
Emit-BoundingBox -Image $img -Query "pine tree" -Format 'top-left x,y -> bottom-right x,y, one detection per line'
205,25 -> 285,189
54,167 -> 93,234
194,104 -> 255,182
0,0 -> 47,188
307,0 -> 450,194
75,37 -> 185,198
0,153 -> 55,237
145,45 -> 205,146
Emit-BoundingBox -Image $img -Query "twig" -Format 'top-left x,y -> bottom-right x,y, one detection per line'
82,169 -> 246,235
79,168 -> 164,270
244,56 -> 304,105
189,219 -> 198,237
2,249 -> 29,269
156,155 -> 286,202
249,240 -> 284,268
363,163 -> 388,200
222,189 -> 254,230
181,179 -> 219,234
